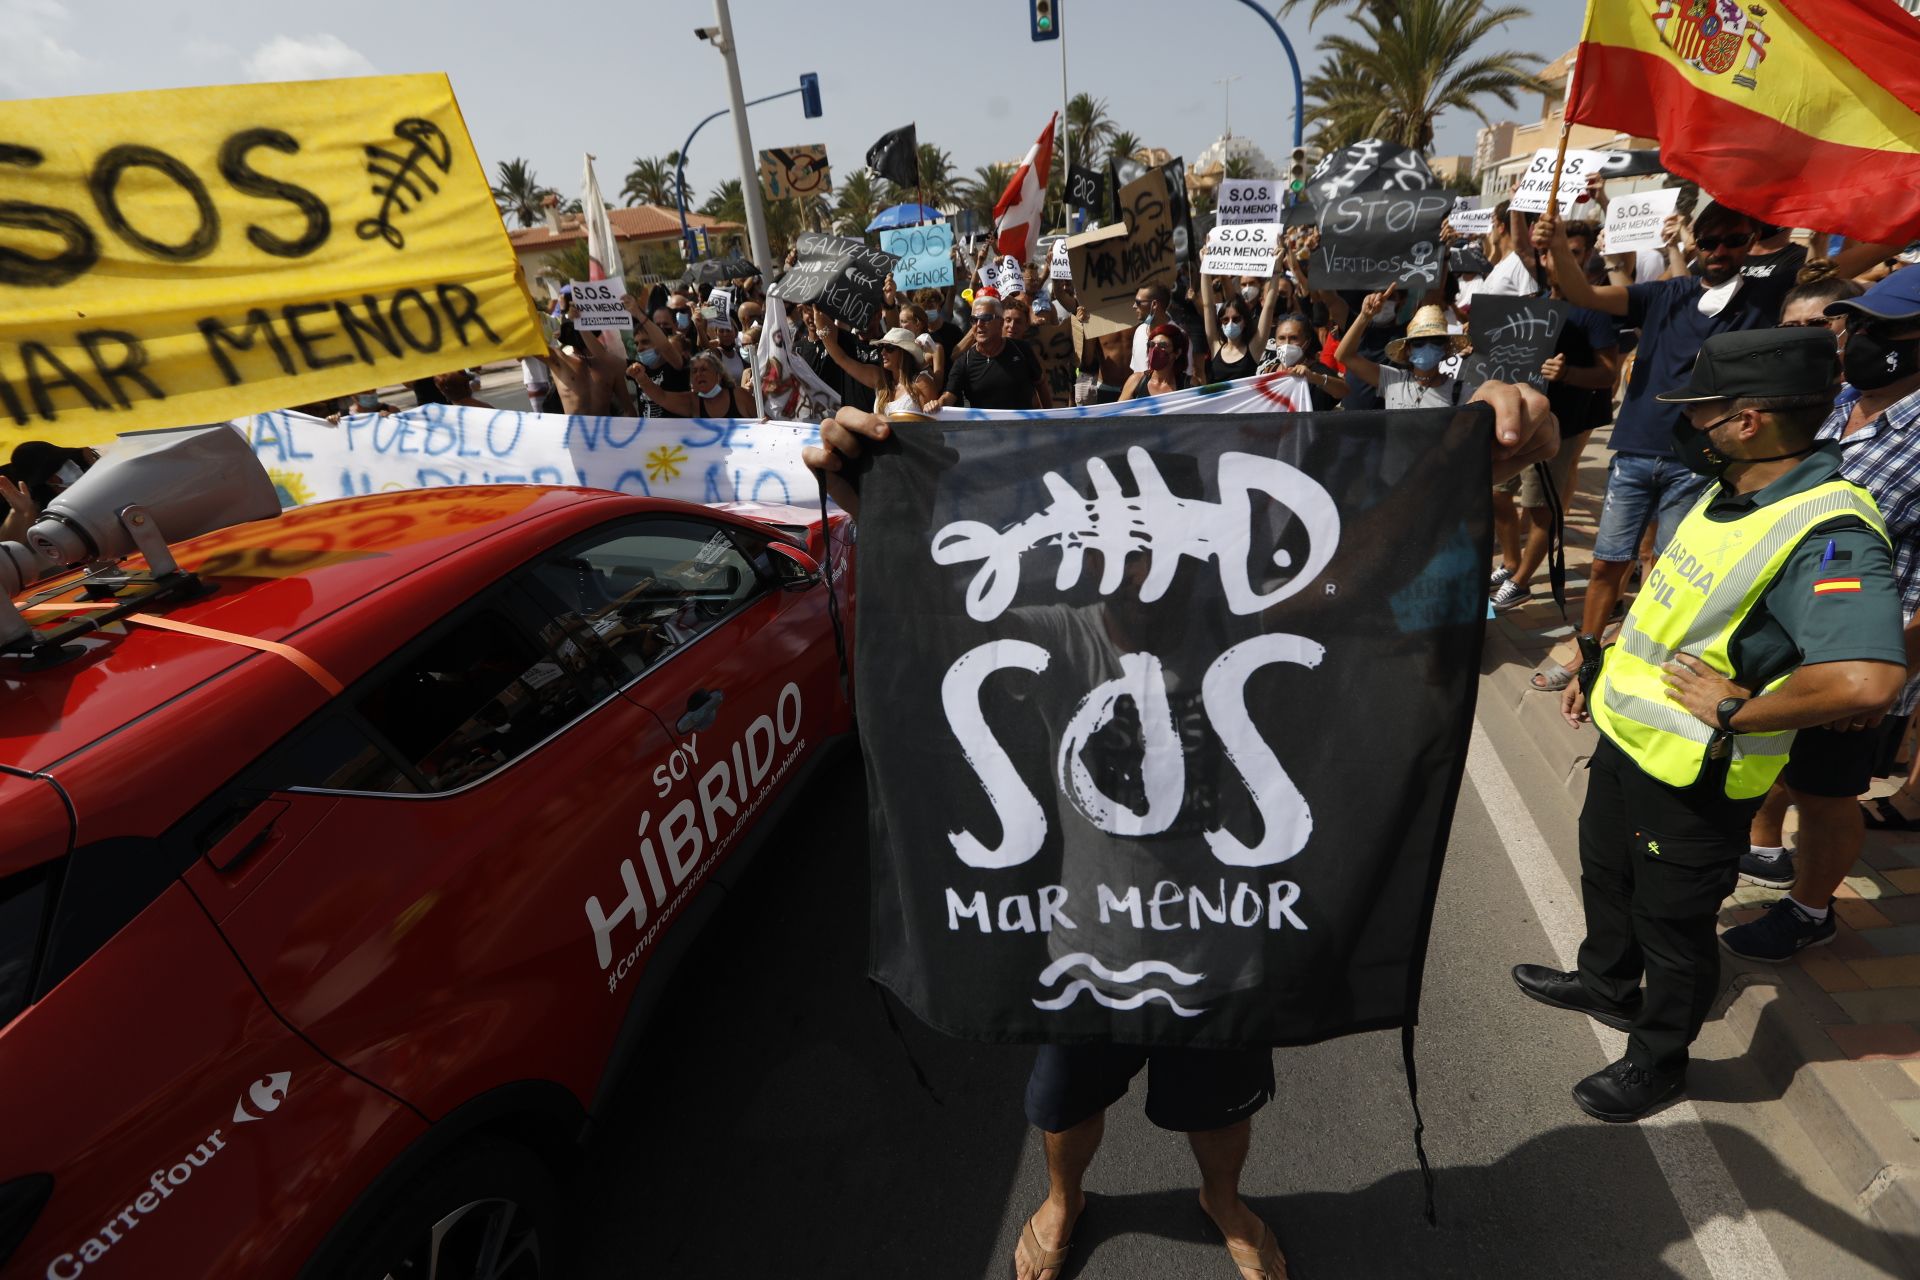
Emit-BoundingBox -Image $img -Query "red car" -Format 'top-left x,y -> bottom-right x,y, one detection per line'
0,484 -> 855,1279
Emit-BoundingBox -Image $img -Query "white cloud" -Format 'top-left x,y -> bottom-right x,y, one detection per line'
0,0 -> 93,96
245,33 -> 377,83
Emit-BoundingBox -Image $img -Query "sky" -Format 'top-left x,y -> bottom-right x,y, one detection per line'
1,0 -> 1583,209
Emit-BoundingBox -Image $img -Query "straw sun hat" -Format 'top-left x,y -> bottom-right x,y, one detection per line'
1385,305 -> 1472,365
875,327 -> 929,368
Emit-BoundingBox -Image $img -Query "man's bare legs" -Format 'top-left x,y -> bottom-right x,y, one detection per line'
1492,490 -> 1522,577
1193,1119 -> 1286,1279
1749,782 -> 1792,850
1554,557 -> 1633,676
1786,789 -> 1864,915
1014,1112 -> 1102,1280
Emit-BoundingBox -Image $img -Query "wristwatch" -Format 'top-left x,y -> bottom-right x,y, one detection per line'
1715,696 -> 1748,732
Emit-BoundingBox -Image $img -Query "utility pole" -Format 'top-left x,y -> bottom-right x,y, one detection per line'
703,0 -> 774,278
1214,74 -> 1242,136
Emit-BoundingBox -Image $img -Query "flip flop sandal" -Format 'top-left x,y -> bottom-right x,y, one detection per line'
1015,1215 -> 1070,1280
1861,796 -> 1920,831
1530,660 -> 1575,693
1225,1222 -> 1291,1279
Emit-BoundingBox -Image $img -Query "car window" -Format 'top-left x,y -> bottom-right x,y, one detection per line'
351,604 -> 603,792
525,519 -> 771,680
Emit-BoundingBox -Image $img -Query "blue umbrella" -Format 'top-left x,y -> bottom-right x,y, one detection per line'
866,203 -> 944,232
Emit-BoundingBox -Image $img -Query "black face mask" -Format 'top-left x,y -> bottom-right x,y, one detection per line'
1843,322 -> 1920,390
1672,408 -> 1815,478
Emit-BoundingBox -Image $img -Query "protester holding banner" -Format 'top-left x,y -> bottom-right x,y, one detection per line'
1336,293 -> 1472,411
815,324 -> 929,417
1529,204 -> 1773,693
894,302 -> 950,389
1119,325 -> 1191,401
629,349 -> 755,418
1530,328 -> 1905,1122
1073,309 -> 1136,406
1129,286 -> 1175,374
1260,314 -> 1348,411
1195,272 -> 1280,385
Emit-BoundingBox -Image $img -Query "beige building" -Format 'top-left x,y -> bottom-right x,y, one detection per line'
1476,48 -> 1659,204
507,203 -> 744,297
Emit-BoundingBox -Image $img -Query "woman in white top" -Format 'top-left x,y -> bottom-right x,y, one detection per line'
819,325 -> 929,416
1334,292 -> 1473,410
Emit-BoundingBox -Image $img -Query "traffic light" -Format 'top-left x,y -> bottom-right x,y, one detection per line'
1030,0 -> 1059,41
799,73 -> 822,119
1289,146 -> 1309,192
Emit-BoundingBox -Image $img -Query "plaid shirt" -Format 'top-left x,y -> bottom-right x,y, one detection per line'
1819,383 -> 1920,713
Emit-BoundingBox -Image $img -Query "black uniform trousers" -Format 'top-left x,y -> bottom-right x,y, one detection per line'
1576,735 -> 1761,1073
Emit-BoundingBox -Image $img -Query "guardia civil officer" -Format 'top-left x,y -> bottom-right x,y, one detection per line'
1516,328 -> 1908,1122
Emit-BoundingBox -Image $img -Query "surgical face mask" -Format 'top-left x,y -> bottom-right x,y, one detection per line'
675,312 -> 692,330
1241,286 -> 1260,305
1275,342 -> 1305,367
638,348 -> 664,369
927,308 -> 944,324
1407,342 -> 1446,372
1222,321 -> 1245,341
1147,346 -> 1173,371
353,393 -> 380,410
1843,322 -> 1920,390
697,381 -> 726,400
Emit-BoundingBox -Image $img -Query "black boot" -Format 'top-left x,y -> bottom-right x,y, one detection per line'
1573,1057 -> 1686,1122
1511,964 -> 1641,1032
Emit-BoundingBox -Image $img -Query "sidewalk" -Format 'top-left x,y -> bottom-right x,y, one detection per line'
1481,427 -> 1920,1262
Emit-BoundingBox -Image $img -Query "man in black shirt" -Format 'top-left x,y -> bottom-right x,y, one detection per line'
937,294 -> 1044,411
794,304 -> 877,413
1740,223 -> 1810,324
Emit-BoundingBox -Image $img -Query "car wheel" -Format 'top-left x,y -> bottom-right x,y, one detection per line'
338,1138 -> 560,1280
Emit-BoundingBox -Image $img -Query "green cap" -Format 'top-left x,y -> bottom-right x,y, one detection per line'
1656,327 -> 1839,404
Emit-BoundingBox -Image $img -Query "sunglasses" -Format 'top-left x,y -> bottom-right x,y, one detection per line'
1148,341 -> 1176,351
1694,232 -> 1753,251
1133,297 -> 1152,308
1779,316 -> 1842,329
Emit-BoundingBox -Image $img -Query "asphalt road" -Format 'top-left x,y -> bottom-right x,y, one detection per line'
563,726 -> 1916,1279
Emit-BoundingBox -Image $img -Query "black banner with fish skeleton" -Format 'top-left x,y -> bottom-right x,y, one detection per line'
859,408 -> 1490,1047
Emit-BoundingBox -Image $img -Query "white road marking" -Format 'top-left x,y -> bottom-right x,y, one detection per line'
1468,721 -> 1789,1280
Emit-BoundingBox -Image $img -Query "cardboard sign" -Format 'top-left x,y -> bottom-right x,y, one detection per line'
1464,295 -> 1568,391
758,144 -> 831,201
1217,179 -> 1280,226
1601,187 -> 1681,255
0,74 -> 545,449
1068,171 -> 1177,337
879,222 -> 955,291
1509,148 -> 1604,216
1027,316 -> 1078,406
1311,190 -> 1452,291
1049,237 -> 1072,281
1199,223 -> 1282,278
1449,200 -> 1494,237
767,232 -> 896,332
569,279 -> 633,331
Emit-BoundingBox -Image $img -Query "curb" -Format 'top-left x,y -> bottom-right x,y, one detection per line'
1477,615 -> 1920,1267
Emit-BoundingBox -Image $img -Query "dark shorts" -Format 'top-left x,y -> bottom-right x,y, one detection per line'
1024,1043 -> 1275,1134
1782,716 -> 1911,798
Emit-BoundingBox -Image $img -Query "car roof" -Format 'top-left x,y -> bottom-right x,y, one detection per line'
1,486 -> 777,776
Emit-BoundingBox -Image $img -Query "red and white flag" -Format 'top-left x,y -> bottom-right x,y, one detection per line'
993,114 -> 1057,264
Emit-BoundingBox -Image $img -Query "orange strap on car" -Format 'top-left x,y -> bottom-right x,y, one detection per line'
24,603 -> 344,695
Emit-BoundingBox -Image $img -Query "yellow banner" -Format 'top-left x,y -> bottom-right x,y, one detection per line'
0,74 -> 546,450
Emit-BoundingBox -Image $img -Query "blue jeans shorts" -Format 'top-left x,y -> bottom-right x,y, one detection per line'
1592,453 -> 1709,563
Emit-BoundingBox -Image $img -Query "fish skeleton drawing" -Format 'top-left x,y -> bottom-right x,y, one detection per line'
930,446 -> 1341,623
357,118 -> 455,250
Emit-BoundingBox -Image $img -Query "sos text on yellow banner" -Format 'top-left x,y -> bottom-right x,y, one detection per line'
0,74 -> 546,449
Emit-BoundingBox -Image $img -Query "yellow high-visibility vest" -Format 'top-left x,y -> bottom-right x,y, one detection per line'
1591,476 -> 1888,799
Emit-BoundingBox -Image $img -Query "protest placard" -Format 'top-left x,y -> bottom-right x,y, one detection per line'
767,232 -> 896,332
1448,243 -> 1494,277
1049,237 -> 1072,281
1218,179 -> 1280,226
569,279 -> 633,331
1200,223 -> 1282,278
705,286 -> 736,334
0,74 -> 545,449
1311,190 -> 1452,290
1449,199 -> 1494,236
999,255 -> 1026,296
1601,187 -> 1681,255
757,144 -> 831,200
879,222 -> 955,290
1307,139 -> 1437,205
1066,164 -> 1105,219
1509,147 -> 1604,215
1464,295 -> 1568,391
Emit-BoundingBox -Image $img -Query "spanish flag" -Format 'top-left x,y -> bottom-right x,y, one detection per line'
1568,0 -> 1920,244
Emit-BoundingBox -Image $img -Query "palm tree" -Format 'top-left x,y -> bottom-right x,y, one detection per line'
1278,0 -> 1398,25
895,142 -> 959,211
490,158 -> 554,227
701,179 -> 746,227
1065,92 -> 1116,168
1106,131 -> 1146,168
1223,155 -> 1260,180
1313,0 -> 1547,150
622,155 -> 676,207
961,163 -> 1016,229
833,168 -> 886,237
1302,51 -> 1379,151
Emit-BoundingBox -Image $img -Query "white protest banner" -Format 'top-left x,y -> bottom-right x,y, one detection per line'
999,255 -> 1026,295
1509,148 -> 1603,216
1601,187 -> 1681,255
879,222 -> 956,290
1450,199 -> 1494,236
570,279 -> 633,331
1199,223 -> 1282,277
980,260 -> 1001,292
1217,178 -> 1280,226
1049,237 -> 1072,281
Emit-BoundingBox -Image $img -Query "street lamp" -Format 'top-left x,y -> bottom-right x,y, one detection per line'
1226,1 -> 1305,151
673,69 -> 821,267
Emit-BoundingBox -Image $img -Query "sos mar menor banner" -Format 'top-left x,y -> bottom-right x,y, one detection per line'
856,407 -> 1489,1047
0,74 -> 546,450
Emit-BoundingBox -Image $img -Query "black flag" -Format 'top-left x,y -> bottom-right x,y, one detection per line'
867,124 -> 919,189
857,408 -> 1490,1047
1066,164 -> 1105,220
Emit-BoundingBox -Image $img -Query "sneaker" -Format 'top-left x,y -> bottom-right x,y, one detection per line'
1738,846 -> 1795,890
1720,896 -> 1836,962
1490,565 -> 1514,589
1491,579 -> 1533,612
